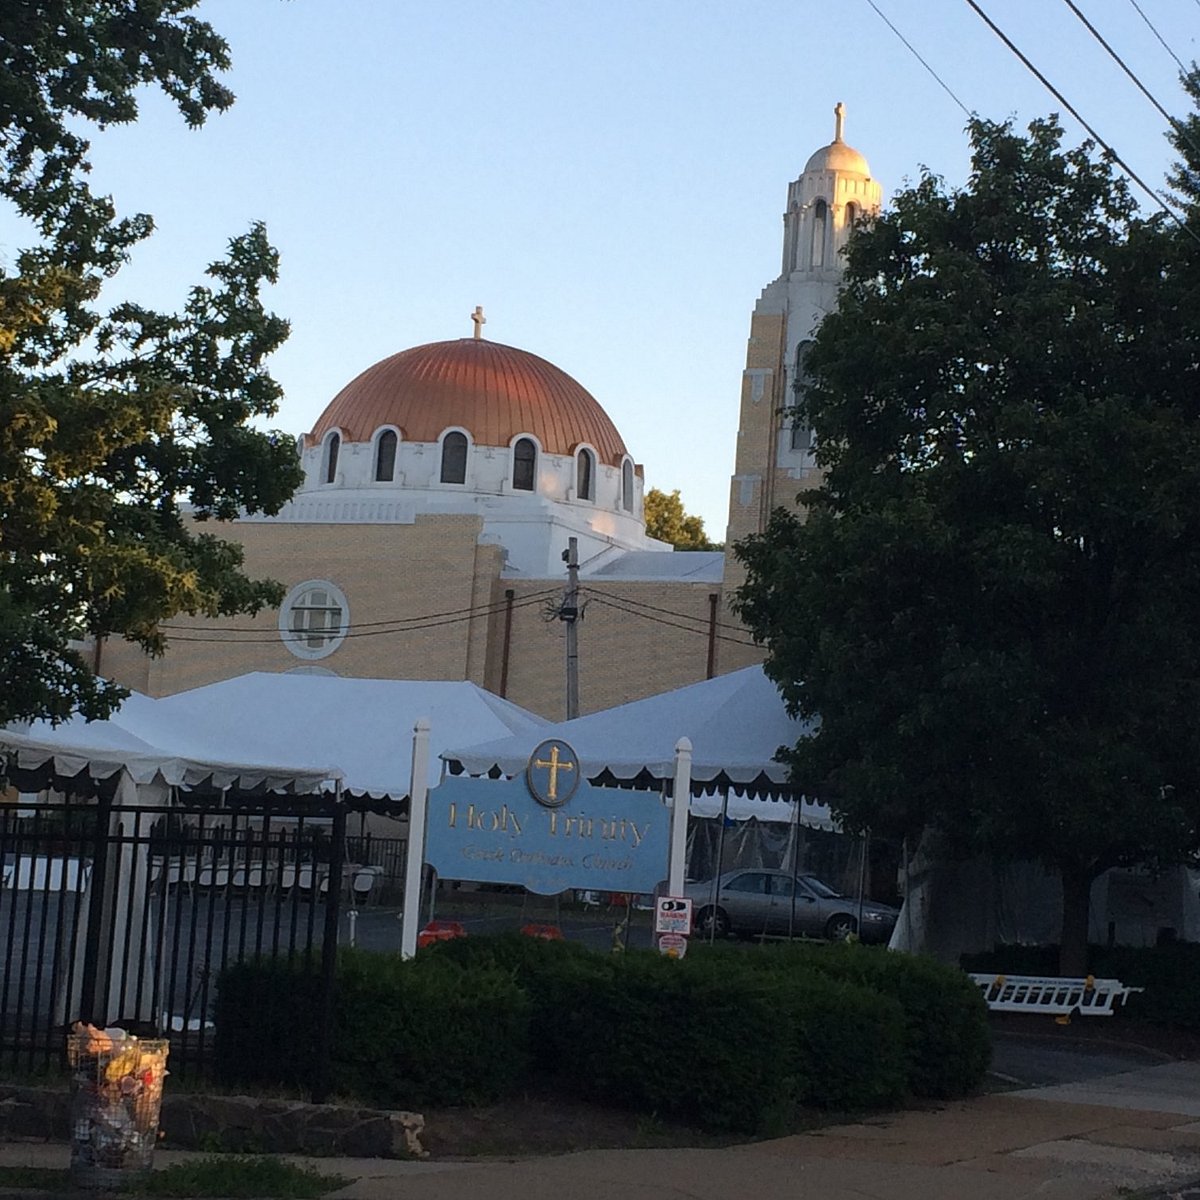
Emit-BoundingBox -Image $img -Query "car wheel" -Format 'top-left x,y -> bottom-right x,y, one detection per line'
696,906 -> 730,938
825,913 -> 857,942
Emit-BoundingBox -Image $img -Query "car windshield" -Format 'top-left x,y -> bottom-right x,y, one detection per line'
798,875 -> 840,899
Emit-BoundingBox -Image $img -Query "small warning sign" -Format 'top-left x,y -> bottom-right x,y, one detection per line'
655,896 -> 693,935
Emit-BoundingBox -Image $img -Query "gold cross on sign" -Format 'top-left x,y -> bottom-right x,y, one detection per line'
533,744 -> 575,801
471,305 -> 486,340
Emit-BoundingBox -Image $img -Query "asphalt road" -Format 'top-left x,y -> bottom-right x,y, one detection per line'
990,1030 -> 1174,1088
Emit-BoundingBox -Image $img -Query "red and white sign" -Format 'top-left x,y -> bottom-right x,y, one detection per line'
655,895 -> 693,935
658,933 -> 688,959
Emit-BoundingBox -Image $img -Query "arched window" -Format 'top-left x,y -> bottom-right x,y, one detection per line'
576,448 -> 595,501
440,431 -> 468,484
790,341 -> 815,452
323,432 -> 340,484
621,459 -> 634,512
845,201 -> 858,230
811,199 -> 827,269
512,437 -> 537,491
374,429 -> 397,482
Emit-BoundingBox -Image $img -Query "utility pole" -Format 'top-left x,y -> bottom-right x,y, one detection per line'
560,537 -> 580,719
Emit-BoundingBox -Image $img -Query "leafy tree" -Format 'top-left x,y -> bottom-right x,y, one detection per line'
1167,66 -> 1200,212
644,488 -> 719,551
1,1 -> 303,726
735,115 -> 1200,975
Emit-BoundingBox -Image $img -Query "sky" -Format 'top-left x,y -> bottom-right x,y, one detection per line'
18,0 -> 1200,537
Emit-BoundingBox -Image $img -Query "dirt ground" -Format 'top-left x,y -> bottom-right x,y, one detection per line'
420,1091 -> 737,1159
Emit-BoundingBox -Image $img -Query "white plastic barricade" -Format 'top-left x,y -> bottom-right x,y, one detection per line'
968,973 -> 1143,1017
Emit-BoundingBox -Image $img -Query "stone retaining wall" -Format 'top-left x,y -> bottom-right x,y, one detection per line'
0,1086 -> 425,1159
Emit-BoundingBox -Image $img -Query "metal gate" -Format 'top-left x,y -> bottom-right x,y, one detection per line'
0,790 -> 345,1088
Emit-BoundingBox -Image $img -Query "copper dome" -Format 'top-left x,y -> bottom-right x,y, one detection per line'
307,338 -> 629,465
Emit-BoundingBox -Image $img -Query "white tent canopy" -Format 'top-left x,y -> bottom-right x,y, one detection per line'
443,666 -> 834,829
0,690 -> 339,793
151,672 -> 548,799
2,673 -> 548,799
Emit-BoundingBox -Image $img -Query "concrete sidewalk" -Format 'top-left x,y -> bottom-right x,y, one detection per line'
2,1061 -> 1198,1200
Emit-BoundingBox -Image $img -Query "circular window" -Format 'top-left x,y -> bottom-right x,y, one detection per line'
278,580 -> 349,661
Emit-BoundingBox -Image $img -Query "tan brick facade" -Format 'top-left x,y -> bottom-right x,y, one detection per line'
102,515 -> 504,698
492,579 -> 733,720
101,514 -> 748,721
725,312 -> 788,548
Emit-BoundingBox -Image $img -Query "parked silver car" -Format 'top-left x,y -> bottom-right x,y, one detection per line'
684,869 -> 899,943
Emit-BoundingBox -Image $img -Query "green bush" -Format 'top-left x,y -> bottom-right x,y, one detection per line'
332,950 -> 530,1106
803,945 -> 991,1098
425,933 -> 602,1073
423,929 -> 591,974
961,942 -> 1200,1031
215,937 -> 980,1131
786,971 -> 910,1110
542,951 -> 907,1133
214,950 -> 530,1107
212,956 -> 322,1090
693,941 -> 991,1099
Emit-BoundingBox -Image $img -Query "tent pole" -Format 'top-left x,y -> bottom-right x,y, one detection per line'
313,779 -> 344,1103
856,830 -> 870,936
788,796 -> 800,940
708,788 -> 730,945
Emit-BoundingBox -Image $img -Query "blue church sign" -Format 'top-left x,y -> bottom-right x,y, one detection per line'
425,772 -> 669,896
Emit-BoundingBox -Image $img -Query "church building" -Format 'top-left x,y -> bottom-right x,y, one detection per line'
102,106 -> 881,720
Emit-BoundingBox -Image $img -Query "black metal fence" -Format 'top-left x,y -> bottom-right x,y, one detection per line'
0,792 -> 345,1089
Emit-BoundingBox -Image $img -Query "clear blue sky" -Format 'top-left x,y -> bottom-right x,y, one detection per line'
28,1 -> 1200,536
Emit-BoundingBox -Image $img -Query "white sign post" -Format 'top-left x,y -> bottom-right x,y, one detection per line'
667,737 -> 692,897
399,718 -> 431,960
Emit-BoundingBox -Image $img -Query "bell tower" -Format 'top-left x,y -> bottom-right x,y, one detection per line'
725,103 -> 883,547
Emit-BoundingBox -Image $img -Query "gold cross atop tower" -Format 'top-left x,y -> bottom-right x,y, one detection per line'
533,744 -> 575,801
834,101 -> 846,143
471,305 -> 486,340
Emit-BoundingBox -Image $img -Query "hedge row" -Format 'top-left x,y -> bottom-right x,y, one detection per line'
433,938 -> 910,1131
694,942 -> 993,1099
960,942 -> 1200,1031
213,952 -> 530,1107
214,937 -> 990,1133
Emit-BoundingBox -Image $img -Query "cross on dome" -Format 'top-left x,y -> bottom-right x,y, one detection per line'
471,305 -> 486,340
834,101 -> 846,143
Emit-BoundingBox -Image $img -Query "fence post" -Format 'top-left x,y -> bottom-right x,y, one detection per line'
312,784 -> 345,1104
77,785 -> 115,1024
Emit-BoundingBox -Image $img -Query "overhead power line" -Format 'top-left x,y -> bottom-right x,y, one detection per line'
159,587 -> 560,635
581,588 -> 753,637
1126,0 -> 1187,72
163,590 -> 556,645
964,0 -> 1200,245
863,0 -> 972,117
586,595 -> 760,649
1060,0 -> 1200,163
